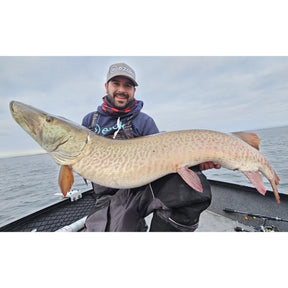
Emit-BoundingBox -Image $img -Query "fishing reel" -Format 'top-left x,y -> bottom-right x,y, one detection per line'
234,224 -> 279,232
259,225 -> 279,232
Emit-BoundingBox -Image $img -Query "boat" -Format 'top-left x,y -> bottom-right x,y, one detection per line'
1,179 -> 288,232
203,180 -> 288,232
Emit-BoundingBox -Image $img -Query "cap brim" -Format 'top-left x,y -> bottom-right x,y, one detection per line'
107,74 -> 138,86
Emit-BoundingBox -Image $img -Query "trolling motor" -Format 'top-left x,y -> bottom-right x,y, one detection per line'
223,208 -> 288,232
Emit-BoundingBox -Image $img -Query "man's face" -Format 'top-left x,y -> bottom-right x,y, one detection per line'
105,76 -> 136,108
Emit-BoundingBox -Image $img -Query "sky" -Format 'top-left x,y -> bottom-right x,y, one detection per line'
1,56 -> 288,156
1,1 -> 288,284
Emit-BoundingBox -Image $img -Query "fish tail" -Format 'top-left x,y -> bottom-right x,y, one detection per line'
271,169 -> 280,204
273,170 -> 280,186
269,178 -> 280,205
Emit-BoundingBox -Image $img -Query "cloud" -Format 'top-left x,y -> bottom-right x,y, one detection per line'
1,56 -> 288,155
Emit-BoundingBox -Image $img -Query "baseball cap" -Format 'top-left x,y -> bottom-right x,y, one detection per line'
106,63 -> 138,86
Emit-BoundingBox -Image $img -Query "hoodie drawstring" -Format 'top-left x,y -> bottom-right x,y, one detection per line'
113,117 -> 121,139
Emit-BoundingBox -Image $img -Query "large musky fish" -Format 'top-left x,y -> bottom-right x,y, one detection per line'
10,101 -> 280,204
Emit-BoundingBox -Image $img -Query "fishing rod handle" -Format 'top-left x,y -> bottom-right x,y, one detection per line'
223,208 -> 236,213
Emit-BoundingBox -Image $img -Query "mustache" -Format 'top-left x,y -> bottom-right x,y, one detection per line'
114,92 -> 129,98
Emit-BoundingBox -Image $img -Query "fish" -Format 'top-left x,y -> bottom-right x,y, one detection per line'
9,101 -> 280,204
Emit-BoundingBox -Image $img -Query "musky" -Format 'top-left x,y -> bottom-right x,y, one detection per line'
1,56 -> 288,156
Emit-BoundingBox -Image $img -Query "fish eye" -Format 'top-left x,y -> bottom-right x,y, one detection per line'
46,116 -> 53,123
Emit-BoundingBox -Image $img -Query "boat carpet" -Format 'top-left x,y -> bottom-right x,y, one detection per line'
0,190 -> 97,232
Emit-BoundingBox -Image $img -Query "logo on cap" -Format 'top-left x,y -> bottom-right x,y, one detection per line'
109,64 -> 136,78
107,63 -> 138,86
110,65 -> 119,74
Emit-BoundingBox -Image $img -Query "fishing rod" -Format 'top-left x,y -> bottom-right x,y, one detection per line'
223,208 -> 288,223
223,208 -> 288,232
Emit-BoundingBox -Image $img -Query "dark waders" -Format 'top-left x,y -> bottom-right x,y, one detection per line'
84,167 -> 211,232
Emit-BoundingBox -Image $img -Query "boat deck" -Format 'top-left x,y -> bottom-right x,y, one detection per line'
1,180 -> 287,232
197,210 -> 250,232
206,180 -> 288,232
0,190 -> 97,232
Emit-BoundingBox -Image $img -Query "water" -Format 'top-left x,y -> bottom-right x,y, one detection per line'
204,126 -> 288,194
0,154 -> 89,226
0,126 -> 287,227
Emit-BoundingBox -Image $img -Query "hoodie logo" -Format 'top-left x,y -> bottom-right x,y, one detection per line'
94,121 -> 126,135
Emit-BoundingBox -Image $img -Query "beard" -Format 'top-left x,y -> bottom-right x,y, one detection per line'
113,92 -> 129,100
108,92 -> 133,108
102,95 -> 138,116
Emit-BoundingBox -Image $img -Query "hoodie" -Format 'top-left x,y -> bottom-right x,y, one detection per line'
82,99 -> 159,138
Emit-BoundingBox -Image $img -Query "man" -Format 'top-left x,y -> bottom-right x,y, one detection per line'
82,62 -> 220,232
82,63 -> 159,139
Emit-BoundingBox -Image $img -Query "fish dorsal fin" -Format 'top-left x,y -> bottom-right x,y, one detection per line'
58,165 -> 74,197
232,132 -> 260,150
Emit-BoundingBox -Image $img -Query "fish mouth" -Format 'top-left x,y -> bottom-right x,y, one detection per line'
10,101 -> 44,137
50,136 -> 71,152
9,101 -> 15,113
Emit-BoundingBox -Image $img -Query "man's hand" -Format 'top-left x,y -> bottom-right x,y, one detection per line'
199,161 -> 221,171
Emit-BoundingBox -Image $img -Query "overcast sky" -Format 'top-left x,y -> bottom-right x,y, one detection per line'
1,56 -> 288,156
1,1 -> 288,281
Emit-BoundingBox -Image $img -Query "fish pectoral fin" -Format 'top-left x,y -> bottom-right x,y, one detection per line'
242,171 -> 266,196
58,165 -> 74,197
177,167 -> 203,192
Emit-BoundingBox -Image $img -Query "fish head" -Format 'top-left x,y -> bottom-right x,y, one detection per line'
10,101 -> 89,165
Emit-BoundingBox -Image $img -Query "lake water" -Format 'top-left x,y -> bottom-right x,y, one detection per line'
0,126 -> 287,227
0,153 -> 89,226
204,126 -> 288,194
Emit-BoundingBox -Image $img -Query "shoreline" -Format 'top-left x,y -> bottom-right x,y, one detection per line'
0,150 -> 47,159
